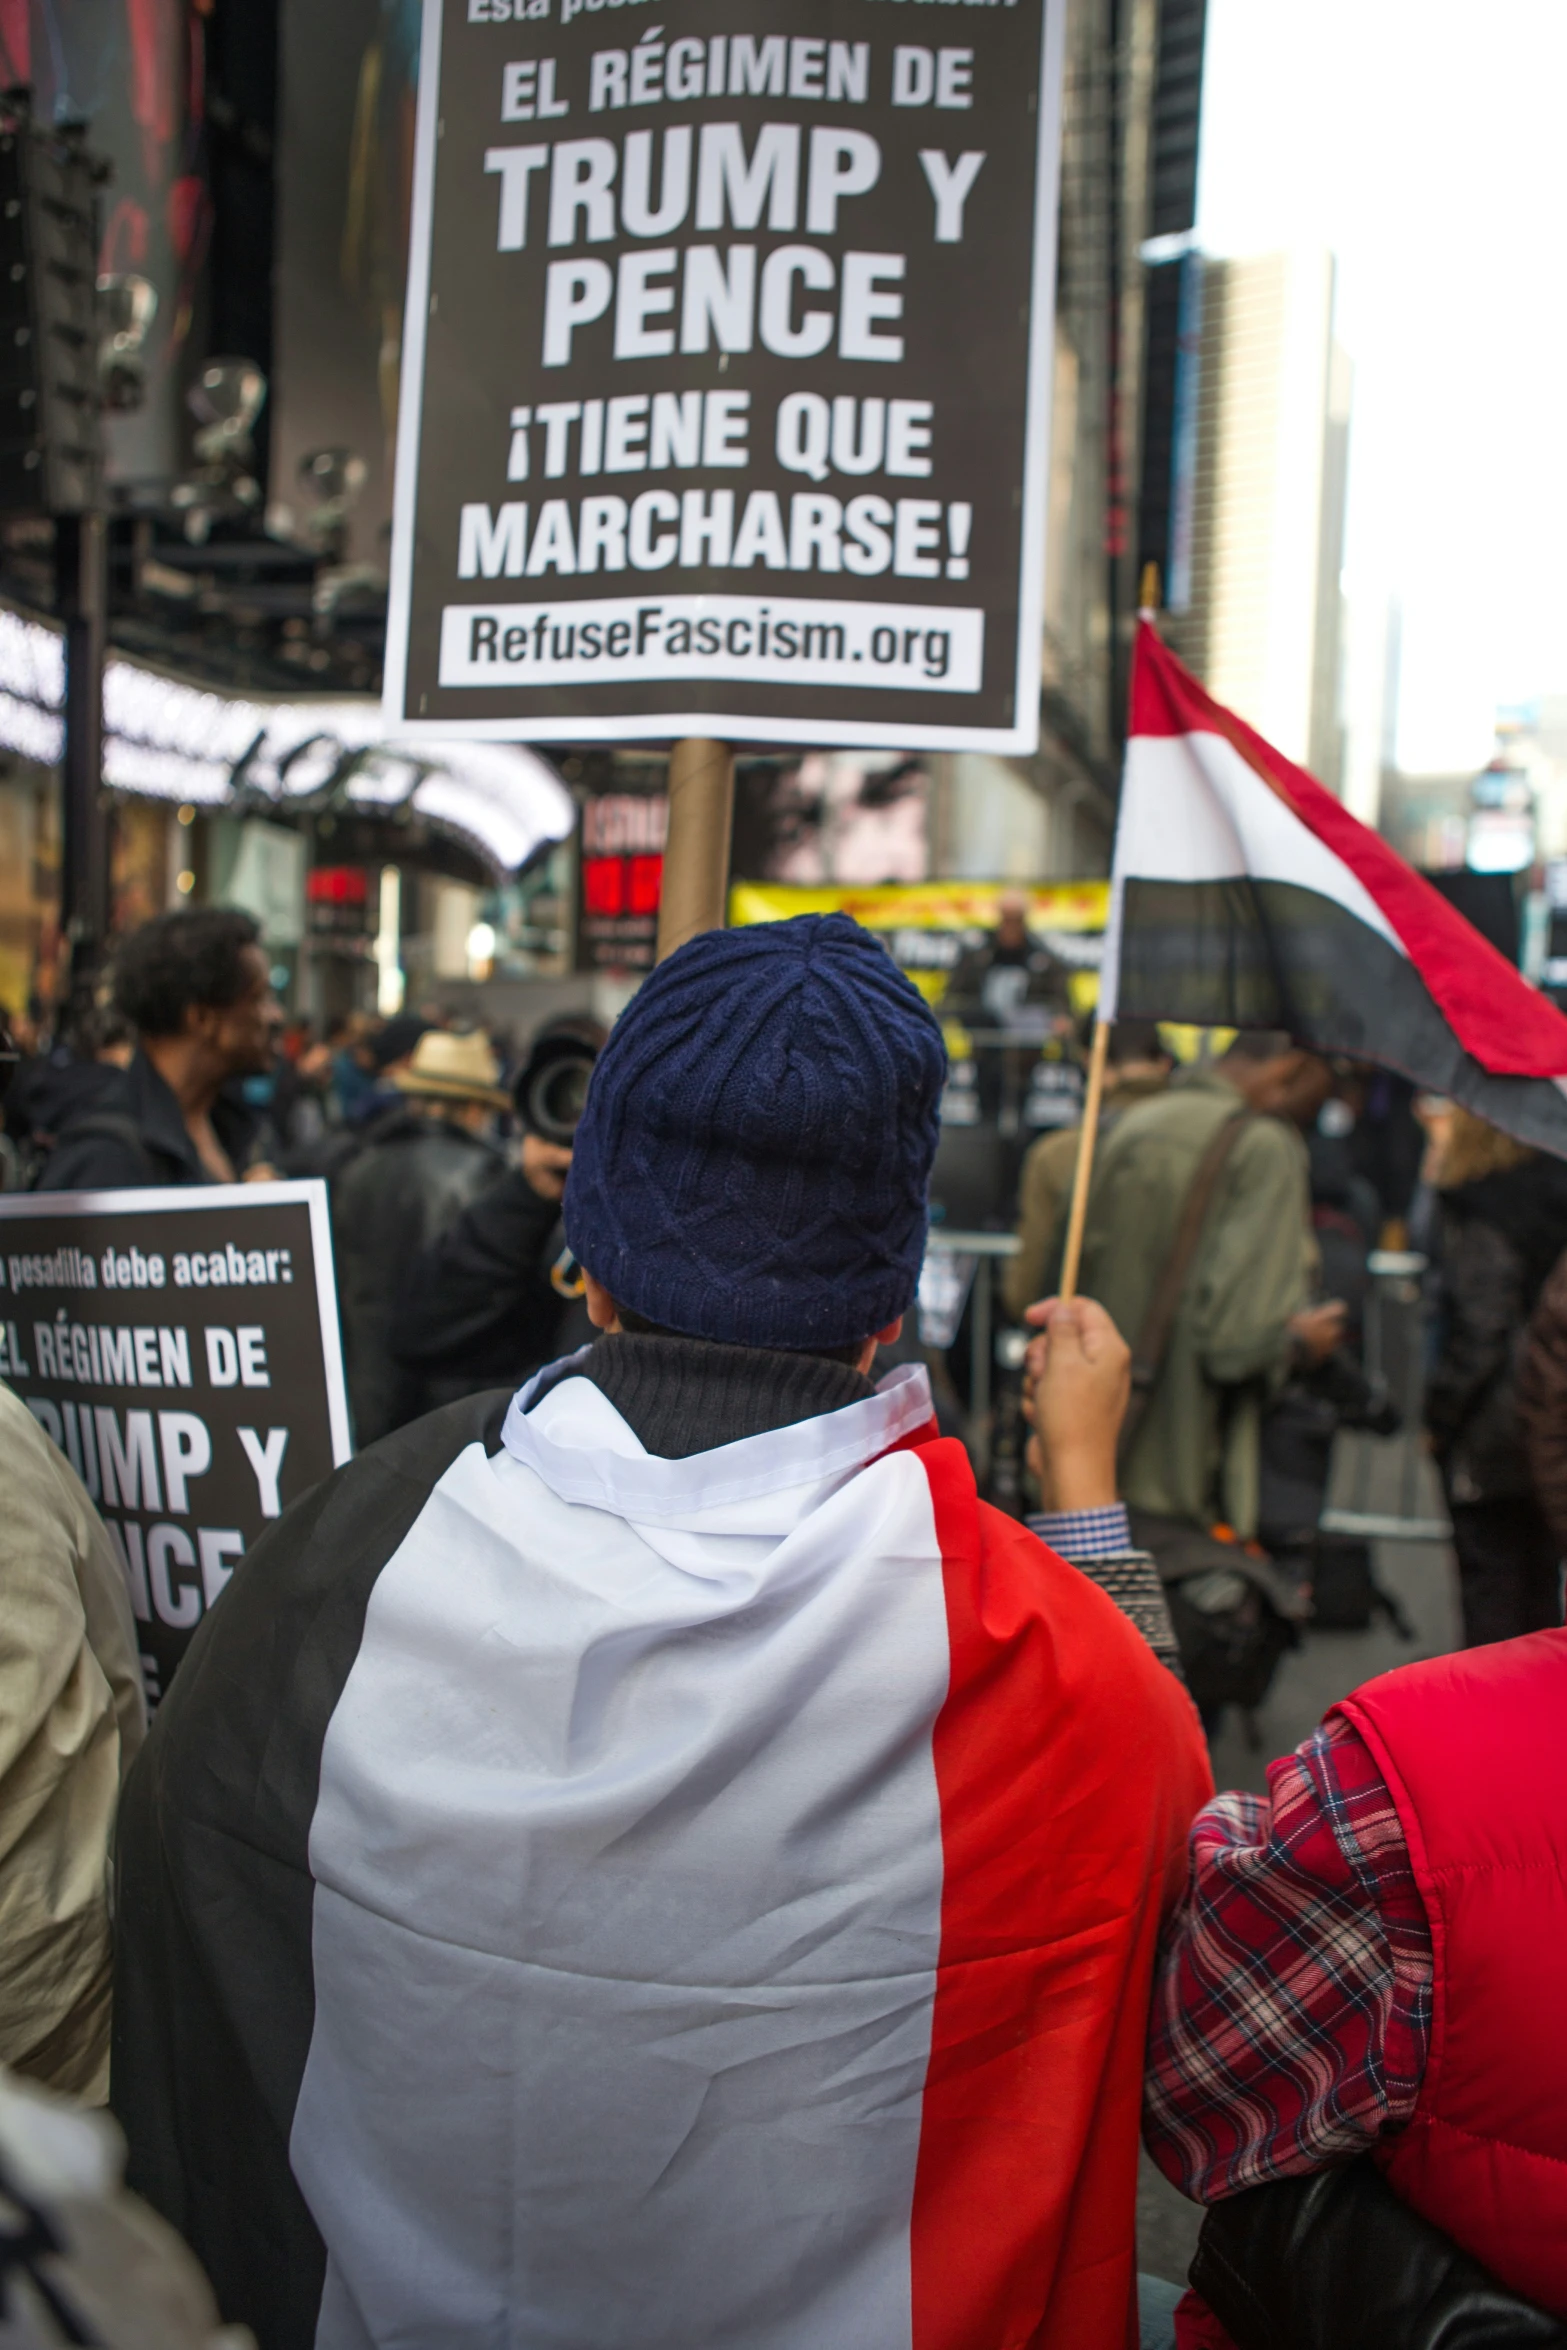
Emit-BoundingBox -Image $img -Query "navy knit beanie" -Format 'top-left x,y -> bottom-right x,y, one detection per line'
563,914 -> 947,1350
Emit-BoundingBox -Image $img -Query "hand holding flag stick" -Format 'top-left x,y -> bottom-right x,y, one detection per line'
1058,582 -> 1567,1305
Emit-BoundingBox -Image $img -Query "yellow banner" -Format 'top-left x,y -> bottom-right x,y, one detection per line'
729,880 -> 1109,1014
728,880 -> 1109,933
724,882 -> 1228,1057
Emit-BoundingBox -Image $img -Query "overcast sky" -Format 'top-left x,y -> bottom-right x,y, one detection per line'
1196,0 -> 1567,774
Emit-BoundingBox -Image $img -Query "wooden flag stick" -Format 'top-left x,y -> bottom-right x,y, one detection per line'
1056,575 -> 1150,1298
1058,1016 -> 1111,1302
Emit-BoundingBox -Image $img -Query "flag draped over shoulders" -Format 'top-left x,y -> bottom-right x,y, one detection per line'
111,1359 -> 1209,2350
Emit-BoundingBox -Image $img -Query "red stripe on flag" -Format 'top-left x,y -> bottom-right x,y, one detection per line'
1130,621 -> 1567,1081
909,1438 -> 1211,2350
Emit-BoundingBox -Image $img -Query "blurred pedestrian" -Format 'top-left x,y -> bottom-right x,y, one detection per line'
286,1014 -> 432,1183
945,888 -> 1074,1036
0,1383 -> 145,2102
945,889 -> 1075,1128
1067,1030 -> 1343,1720
0,997 -> 44,1149
327,1011 -> 383,1126
1073,1030 -> 1342,1541
36,912 -> 280,1192
112,915 -> 1209,2350
330,1027 -> 509,1444
4,1003 -> 137,1188
1004,1017 -> 1173,1319
1255,1082 -> 1401,1590
355,1014 -> 430,1117
1424,1106 -> 1567,1646
268,1023 -> 331,1156
78,1003 -> 138,1071
390,1016 -> 604,1407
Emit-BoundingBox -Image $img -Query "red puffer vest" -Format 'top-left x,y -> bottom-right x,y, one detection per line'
1336,1628 -> 1567,2316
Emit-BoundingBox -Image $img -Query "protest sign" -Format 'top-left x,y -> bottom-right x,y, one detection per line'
383,0 -> 1064,753
0,1183 -> 349,1707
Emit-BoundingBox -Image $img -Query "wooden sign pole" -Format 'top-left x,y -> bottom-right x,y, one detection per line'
656,737 -> 735,964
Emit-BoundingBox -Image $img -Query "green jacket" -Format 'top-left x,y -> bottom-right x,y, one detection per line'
1076,1066 -> 1315,1537
1004,1073 -> 1172,1322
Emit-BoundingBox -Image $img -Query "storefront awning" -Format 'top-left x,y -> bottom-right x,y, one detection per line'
0,605 -> 575,875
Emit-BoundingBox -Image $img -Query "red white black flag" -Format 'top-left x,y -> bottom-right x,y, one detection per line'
1101,620 -> 1567,1154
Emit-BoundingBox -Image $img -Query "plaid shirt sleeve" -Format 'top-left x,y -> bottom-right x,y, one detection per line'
1142,1712 -> 1434,2202
1028,1503 -> 1133,1559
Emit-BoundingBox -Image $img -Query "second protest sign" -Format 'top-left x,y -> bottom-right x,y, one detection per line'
384,0 -> 1064,752
0,1182 -> 349,1707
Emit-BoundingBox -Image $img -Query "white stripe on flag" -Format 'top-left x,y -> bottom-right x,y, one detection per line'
1101,730 -> 1404,1022
292,1419 -> 952,2350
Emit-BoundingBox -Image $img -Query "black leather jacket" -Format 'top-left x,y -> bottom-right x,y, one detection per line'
1426,1156 -> 1567,1505
1191,2160 -> 1567,2349
330,1109 -> 506,1447
390,1164 -> 579,1408
34,1049 -> 263,1191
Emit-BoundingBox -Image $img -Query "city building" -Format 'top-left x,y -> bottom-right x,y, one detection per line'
920,0 -> 1210,886
0,0 -> 1211,1027
1163,248 -> 1352,787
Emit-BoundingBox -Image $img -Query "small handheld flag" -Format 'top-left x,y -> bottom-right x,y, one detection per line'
1103,620 -> 1567,1154
1056,620 -> 1567,1299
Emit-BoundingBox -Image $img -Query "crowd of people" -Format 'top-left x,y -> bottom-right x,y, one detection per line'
1004,958 -> 1567,1673
1,911 -> 605,1450
1,905 -> 1565,2349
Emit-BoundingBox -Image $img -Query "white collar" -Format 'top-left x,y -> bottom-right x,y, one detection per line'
500,1356 -> 936,1527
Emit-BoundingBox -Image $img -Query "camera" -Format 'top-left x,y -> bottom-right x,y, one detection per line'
514,1017 -> 606,1146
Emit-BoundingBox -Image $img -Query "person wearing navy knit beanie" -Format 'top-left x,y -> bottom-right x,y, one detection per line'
563,912 -> 945,1366
112,913 -> 1208,2350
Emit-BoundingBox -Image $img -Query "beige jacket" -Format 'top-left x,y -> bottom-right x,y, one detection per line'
0,1381 -> 145,2102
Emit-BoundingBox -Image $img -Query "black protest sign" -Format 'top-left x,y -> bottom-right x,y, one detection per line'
0,1184 -> 349,1708
383,0 -> 1063,752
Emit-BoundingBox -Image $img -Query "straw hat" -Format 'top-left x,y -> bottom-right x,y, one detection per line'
392,1028 -> 510,1110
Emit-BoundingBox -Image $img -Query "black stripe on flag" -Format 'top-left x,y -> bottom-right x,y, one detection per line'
1115,877 -> 1567,1155
112,1389 -> 514,2350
